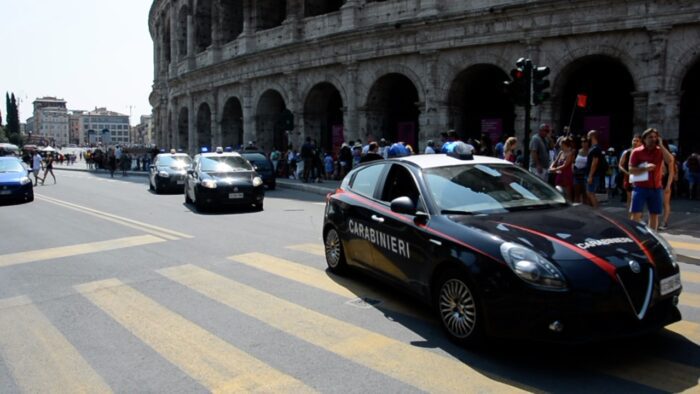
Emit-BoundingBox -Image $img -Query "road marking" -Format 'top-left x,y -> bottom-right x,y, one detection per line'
75,279 -> 314,393
36,194 -> 192,241
671,241 -> 700,251
0,296 -> 112,393
0,235 -> 165,268
285,243 -> 325,256
682,270 -> 700,284
667,321 -> 700,345
228,252 -> 430,321
159,264 -> 531,393
601,356 -> 700,392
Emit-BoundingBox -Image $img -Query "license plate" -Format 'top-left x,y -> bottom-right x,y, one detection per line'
229,193 -> 244,199
176,180 -> 184,185
0,190 -> 10,195
660,273 -> 682,296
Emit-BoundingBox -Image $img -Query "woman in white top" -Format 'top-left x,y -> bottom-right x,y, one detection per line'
572,137 -> 590,204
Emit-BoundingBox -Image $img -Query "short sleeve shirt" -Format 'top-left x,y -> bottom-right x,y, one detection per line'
586,145 -> 604,176
629,145 -> 663,188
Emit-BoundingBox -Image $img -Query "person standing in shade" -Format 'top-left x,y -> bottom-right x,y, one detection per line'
528,123 -> 551,180
585,130 -> 604,208
618,134 -> 642,215
628,128 -> 674,231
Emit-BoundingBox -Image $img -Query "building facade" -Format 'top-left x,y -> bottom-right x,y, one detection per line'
32,97 -> 69,147
132,115 -> 154,145
78,108 -> 131,146
149,0 -> 700,158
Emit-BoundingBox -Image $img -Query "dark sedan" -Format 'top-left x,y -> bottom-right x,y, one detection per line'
184,149 -> 265,211
239,151 -> 276,190
149,152 -> 192,193
323,154 -> 682,345
0,156 -> 34,204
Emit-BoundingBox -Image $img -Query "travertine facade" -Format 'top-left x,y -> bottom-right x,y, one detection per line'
149,0 -> 700,156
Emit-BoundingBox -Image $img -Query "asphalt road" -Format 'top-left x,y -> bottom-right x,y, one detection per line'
1,169 -> 699,393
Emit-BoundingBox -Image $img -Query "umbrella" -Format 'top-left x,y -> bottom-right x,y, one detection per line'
41,146 -> 57,152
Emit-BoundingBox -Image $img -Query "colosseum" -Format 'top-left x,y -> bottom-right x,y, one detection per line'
148,0 -> 700,157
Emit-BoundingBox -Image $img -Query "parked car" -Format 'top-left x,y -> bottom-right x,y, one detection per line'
0,156 -> 34,204
239,151 -> 276,190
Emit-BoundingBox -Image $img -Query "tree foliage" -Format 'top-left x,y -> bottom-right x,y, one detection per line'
5,92 -> 21,145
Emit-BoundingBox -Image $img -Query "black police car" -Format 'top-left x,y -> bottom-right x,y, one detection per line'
239,151 -> 276,190
184,148 -> 265,211
0,156 -> 33,204
149,151 -> 192,193
323,154 -> 682,345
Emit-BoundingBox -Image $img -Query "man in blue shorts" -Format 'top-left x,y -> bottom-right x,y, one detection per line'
628,128 -> 674,231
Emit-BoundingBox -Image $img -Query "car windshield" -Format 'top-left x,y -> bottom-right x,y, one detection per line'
0,159 -> 25,173
159,155 -> 192,169
200,156 -> 253,172
242,154 -> 271,170
423,163 -> 566,214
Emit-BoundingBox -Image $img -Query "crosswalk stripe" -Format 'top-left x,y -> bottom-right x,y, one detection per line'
36,194 -> 192,241
0,296 -> 112,393
229,252 -> 430,321
0,235 -> 165,268
681,292 -> 700,309
158,264 -> 531,393
671,241 -> 700,252
666,321 -> 700,345
75,279 -> 314,393
683,271 -> 700,284
285,243 -> 325,256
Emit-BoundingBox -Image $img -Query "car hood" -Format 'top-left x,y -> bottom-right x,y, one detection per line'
0,171 -> 27,184
203,172 -> 253,182
442,204 -> 668,273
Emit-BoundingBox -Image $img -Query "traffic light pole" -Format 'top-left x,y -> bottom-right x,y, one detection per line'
522,60 -> 533,170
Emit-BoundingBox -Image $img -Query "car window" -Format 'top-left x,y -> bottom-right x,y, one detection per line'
380,164 -> 420,204
158,155 -> 192,168
423,163 -> 566,214
349,163 -> 385,198
200,156 -> 253,172
0,159 -> 25,173
242,154 -> 272,170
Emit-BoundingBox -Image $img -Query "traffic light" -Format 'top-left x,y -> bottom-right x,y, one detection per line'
504,58 -> 531,107
532,65 -> 551,105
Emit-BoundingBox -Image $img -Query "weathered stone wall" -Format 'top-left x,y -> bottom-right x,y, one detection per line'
149,0 -> 700,154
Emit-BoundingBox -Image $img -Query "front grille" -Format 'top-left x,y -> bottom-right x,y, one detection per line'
616,265 -> 654,320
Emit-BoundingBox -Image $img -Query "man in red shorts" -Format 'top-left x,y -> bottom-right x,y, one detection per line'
628,128 -> 674,231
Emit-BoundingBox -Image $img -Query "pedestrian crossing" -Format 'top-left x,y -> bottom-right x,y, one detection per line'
1,245 -> 700,392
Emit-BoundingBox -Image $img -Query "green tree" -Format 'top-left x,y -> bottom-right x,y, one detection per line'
5,93 -> 21,145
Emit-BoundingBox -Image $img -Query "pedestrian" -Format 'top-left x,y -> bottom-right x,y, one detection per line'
287,147 -> 297,179
585,130 -> 605,208
660,142 -> 677,230
504,137 -> 517,163
683,152 -> 700,199
573,137 -> 590,205
31,150 -> 43,186
360,141 -> 384,163
270,147 -> 281,174
617,134 -> 643,215
323,151 -> 335,180
424,140 -> 436,154
529,123 -> 551,180
494,136 -> 506,159
549,137 -> 574,201
108,150 -> 117,178
300,137 -> 314,182
338,142 -> 352,177
605,147 -> 619,198
42,152 -> 56,184
628,128 -> 674,231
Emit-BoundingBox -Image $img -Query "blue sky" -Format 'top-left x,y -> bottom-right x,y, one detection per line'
0,0 -> 154,125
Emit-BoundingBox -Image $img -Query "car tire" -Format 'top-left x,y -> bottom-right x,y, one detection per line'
324,227 -> 348,274
194,190 -> 206,211
255,202 -> 264,211
435,268 -> 484,346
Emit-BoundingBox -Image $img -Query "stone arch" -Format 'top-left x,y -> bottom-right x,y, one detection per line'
160,14 -> 171,65
177,106 -> 189,151
256,0 -> 286,31
219,0 -> 243,43
194,0 -> 213,53
177,5 -> 189,58
446,64 -> 514,149
255,89 -> 288,152
555,54 -> 635,149
365,73 -> 421,150
303,82 -> 344,153
196,102 -> 212,150
305,0 -> 344,17
221,96 -> 244,150
365,63 -> 426,106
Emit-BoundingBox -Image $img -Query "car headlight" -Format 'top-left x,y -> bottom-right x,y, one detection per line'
201,179 -> 218,189
20,176 -> 31,185
158,170 -> 170,178
252,176 -> 263,187
500,242 -> 567,290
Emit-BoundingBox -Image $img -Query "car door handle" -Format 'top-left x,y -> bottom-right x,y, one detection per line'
371,215 -> 385,223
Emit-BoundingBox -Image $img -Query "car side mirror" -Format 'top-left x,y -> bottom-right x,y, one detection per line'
390,196 -> 417,215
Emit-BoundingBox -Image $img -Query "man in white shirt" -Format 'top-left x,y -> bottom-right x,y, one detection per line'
32,151 -> 43,186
